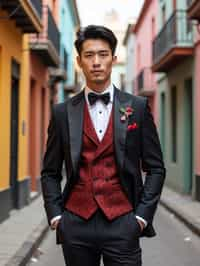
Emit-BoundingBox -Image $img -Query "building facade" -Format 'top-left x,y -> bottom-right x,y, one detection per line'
186,0 -> 200,200
58,0 -> 80,101
0,1 -> 43,222
123,24 -> 135,95
29,0 -> 64,195
133,0 -> 159,124
0,0 -> 80,224
152,0 -> 196,198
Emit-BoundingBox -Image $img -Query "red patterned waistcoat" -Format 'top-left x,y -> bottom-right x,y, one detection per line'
65,104 -> 133,220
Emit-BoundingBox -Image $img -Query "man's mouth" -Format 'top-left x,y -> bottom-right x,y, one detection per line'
91,70 -> 103,74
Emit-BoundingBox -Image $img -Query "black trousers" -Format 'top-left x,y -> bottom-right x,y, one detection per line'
57,209 -> 142,266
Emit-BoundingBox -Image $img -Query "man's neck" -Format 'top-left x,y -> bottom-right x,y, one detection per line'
86,81 -> 111,93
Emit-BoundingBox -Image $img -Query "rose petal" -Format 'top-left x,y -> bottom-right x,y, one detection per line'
121,115 -> 126,121
126,107 -> 133,112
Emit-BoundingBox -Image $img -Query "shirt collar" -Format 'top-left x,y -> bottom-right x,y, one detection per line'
84,84 -> 114,105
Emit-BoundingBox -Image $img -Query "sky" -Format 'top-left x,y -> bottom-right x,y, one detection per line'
76,0 -> 144,27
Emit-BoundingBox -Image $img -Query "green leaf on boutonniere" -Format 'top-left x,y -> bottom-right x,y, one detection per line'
119,107 -> 126,113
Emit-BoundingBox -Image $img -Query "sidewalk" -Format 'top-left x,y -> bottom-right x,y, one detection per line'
0,186 -> 200,266
160,186 -> 200,237
0,196 -> 49,266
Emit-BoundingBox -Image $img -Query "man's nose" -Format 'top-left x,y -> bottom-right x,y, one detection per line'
93,55 -> 100,66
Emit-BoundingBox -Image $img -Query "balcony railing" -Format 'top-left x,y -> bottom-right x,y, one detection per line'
134,68 -> 156,96
47,7 -> 60,55
30,5 -> 60,66
152,10 -> 193,71
0,0 -> 42,33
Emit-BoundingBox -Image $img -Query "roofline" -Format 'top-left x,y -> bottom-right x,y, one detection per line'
123,23 -> 135,45
133,0 -> 152,33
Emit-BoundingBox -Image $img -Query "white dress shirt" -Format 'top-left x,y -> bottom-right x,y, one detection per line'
84,84 -> 114,141
51,84 -> 147,228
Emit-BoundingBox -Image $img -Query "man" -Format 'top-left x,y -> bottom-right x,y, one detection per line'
41,25 -> 166,266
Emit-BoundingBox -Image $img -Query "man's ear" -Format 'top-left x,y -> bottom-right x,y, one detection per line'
76,55 -> 82,68
112,55 -> 117,65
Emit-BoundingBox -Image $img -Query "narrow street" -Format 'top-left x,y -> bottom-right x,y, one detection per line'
27,205 -> 200,266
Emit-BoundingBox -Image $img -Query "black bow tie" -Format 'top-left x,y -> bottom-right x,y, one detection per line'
88,92 -> 110,105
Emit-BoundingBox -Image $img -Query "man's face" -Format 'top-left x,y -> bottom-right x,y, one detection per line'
77,39 -> 117,91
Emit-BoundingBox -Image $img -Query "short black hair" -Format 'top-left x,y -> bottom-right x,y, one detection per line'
74,25 -> 118,56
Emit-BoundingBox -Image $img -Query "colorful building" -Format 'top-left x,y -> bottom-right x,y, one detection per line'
103,10 -> 126,90
123,23 -> 135,95
58,0 -> 80,101
132,0 -> 159,124
187,0 -> 200,200
0,1 -> 42,222
29,0 -> 64,195
0,0 -> 81,223
152,0 -> 196,198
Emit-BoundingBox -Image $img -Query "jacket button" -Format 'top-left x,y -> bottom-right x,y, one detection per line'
105,177 -> 110,182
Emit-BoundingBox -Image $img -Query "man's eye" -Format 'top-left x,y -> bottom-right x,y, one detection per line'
100,53 -> 108,57
85,54 -> 93,58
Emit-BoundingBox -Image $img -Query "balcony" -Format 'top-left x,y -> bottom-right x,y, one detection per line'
152,10 -> 194,72
0,0 -> 42,33
134,68 -> 156,96
187,0 -> 200,21
30,5 -> 60,67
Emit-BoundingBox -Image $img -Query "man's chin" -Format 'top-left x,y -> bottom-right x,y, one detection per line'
92,78 -> 105,84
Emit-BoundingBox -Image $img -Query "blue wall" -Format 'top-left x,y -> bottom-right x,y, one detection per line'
58,0 -> 78,102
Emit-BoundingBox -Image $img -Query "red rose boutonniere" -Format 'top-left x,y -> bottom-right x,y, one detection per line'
120,106 -> 134,122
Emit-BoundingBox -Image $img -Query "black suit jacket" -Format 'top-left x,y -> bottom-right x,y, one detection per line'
41,87 -> 166,237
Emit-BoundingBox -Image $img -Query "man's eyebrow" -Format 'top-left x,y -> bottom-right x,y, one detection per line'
83,49 -> 110,54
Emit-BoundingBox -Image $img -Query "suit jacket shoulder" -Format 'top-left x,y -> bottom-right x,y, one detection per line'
52,90 -> 83,119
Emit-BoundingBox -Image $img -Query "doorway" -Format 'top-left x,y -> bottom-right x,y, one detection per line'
183,78 -> 193,194
10,59 -> 20,209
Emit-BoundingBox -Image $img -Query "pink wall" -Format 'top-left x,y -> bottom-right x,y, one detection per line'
44,0 -> 59,25
29,53 -> 49,191
134,0 -> 158,124
134,0 -> 158,72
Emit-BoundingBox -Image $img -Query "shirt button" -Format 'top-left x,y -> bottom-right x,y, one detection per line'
99,130 -> 102,133
99,111 -> 102,114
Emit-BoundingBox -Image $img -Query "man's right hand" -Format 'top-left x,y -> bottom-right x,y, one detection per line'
50,215 -> 62,230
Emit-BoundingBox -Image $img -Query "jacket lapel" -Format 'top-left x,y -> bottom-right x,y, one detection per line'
67,90 -> 85,175
114,87 -> 133,172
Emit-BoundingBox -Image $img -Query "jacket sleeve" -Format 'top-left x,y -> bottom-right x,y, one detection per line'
40,106 -> 64,225
135,98 -> 166,224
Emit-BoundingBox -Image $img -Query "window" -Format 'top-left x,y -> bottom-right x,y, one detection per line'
162,4 -> 166,26
63,48 -> 68,72
151,17 -> 156,41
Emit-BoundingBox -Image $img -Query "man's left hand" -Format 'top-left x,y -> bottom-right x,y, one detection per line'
136,219 -> 145,232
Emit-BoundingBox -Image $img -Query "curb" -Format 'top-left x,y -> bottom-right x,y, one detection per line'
5,218 -> 49,266
160,198 -> 200,237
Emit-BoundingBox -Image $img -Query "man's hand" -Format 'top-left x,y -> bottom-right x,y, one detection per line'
136,218 -> 145,232
51,218 -> 61,230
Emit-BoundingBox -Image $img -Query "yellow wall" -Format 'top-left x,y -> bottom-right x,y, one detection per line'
18,34 -> 30,183
0,10 -> 29,190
